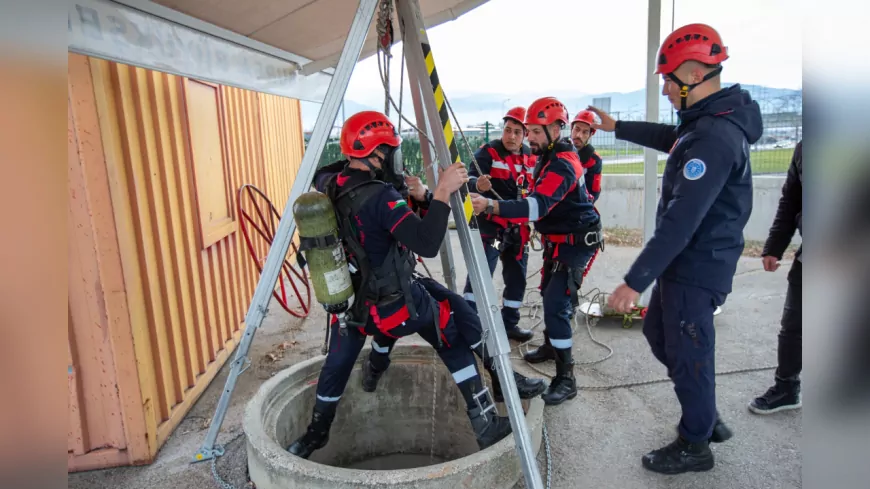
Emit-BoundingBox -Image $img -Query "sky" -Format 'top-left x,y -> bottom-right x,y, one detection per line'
348,0 -> 800,101
301,0 -> 803,129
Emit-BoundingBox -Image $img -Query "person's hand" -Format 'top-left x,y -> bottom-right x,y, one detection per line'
762,255 -> 780,272
433,162 -> 468,201
585,106 -> 617,133
607,283 -> 640,314
470,193 -> 490,215
405,174 -> 427,201
476,175 -> 493,192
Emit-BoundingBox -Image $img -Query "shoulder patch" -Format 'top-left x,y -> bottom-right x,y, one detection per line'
387,199 -> 408,210
683,159 -> 706,180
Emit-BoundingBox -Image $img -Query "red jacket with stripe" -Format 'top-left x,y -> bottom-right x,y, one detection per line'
577,144 -> 603,203
468,139 -> 537,238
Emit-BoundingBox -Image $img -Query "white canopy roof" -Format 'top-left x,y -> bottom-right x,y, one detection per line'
69,0 -> 489,102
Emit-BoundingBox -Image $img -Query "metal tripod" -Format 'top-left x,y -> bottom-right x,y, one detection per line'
192,1 -> 543,487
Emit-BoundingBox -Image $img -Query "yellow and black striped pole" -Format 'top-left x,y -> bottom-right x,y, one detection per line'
418,41 -> 477,224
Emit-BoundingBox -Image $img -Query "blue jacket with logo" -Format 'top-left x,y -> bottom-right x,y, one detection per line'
615,84 -> 763,295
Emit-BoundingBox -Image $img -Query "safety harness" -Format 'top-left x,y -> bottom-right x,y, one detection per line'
325,177 -> 418,330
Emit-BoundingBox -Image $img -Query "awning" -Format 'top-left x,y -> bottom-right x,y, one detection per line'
68,0 -> 489,102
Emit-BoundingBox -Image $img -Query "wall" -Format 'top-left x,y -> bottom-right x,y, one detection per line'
595,174 -> 801,243
67,52 -> 305,471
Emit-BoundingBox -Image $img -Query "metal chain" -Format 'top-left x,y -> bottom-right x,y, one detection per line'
429,347 -> 438,463
209,433 -> 246,489
542,423 -> 552,489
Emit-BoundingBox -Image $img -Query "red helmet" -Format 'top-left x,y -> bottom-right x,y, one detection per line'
503,106 -> 527,128
571,110 -> 597,135
340,110 -> 401,158
524,97 -> 569,127
655,23 -> 729,75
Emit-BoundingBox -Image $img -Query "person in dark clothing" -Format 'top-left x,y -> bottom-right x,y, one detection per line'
462,107 -> 537,342
288,111 -> 542,459
570,110 -> 604,203
749,140 -> 802,414
592,23 -> 763,474
359,167 -> 546,401
470,96 -> 603,406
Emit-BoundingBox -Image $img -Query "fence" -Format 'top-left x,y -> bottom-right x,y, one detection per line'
315,92 -> 801,179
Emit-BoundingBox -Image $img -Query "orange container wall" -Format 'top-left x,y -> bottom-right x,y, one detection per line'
67,53 -> 306,472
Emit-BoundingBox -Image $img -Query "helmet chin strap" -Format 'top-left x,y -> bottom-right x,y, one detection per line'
667,65 -> 723,111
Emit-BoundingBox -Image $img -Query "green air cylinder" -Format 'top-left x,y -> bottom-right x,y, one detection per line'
293,192 -> 354,314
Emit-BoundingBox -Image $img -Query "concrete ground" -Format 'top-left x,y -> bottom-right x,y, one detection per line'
68,231 -> 801,489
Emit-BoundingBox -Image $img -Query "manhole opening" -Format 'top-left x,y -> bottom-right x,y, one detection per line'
275,357 -> 484,469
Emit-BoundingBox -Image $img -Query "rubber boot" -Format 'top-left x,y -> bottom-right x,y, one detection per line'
467,392 -> 513,450
361,360 -> 387,393
642,436 -> 714,474
287,406 -> 335,459
522,333 -> 556,364
541,348 -> 577,405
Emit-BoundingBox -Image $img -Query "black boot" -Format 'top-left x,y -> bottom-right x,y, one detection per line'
641,436 -> 714,474
749,375 -> 801,414
489,368 -> 547,402
505,325 -> 534,342
674,414 -> 733,443
287,407 -> 335,459
523,334 -> 556,364
361,360 -> 387,393
541,348 -> 577,405
467,396 -> 513,450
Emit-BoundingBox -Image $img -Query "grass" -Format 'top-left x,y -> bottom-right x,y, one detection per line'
600,148 -> 794,175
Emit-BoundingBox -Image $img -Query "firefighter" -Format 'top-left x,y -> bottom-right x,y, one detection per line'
288,111 -> 537,459
470,96 -> 603,406
570,110 -> 603,203
462,107 -> 537,342
358,168 -> 546,400
594,23 -> 763,474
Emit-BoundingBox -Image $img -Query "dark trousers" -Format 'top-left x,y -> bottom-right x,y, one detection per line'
777,260 -> 802,381
462,238 -> 528,329
643,279 -> 724,443
370,276 -> 491,367
314,285 -> 483,415
538,245 -> 597,349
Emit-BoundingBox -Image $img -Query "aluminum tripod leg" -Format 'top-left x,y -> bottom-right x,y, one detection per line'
405,59 -> 458,291
191,0 -> 380,463
396,1 -> 544,487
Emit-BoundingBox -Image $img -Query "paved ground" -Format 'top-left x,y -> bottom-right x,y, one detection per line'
68,231 -> 801,489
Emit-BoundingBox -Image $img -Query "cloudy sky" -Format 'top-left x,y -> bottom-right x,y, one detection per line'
301,0 -> 803,129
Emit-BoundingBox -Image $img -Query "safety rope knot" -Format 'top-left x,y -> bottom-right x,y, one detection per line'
376,0 -> 395,55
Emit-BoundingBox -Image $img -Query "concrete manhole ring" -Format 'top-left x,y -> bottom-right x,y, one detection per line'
244,343 -> 544,489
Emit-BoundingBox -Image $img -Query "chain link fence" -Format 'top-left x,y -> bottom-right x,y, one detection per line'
313,91 -> 800,178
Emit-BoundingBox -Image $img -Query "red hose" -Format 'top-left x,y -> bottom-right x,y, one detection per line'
236,184 -> 311,318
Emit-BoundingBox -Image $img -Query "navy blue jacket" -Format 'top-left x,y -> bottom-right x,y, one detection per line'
616,84 -> 763,294
497,138 -> 599,236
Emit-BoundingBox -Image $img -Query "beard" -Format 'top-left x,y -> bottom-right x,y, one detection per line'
529,142 -> 543,155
